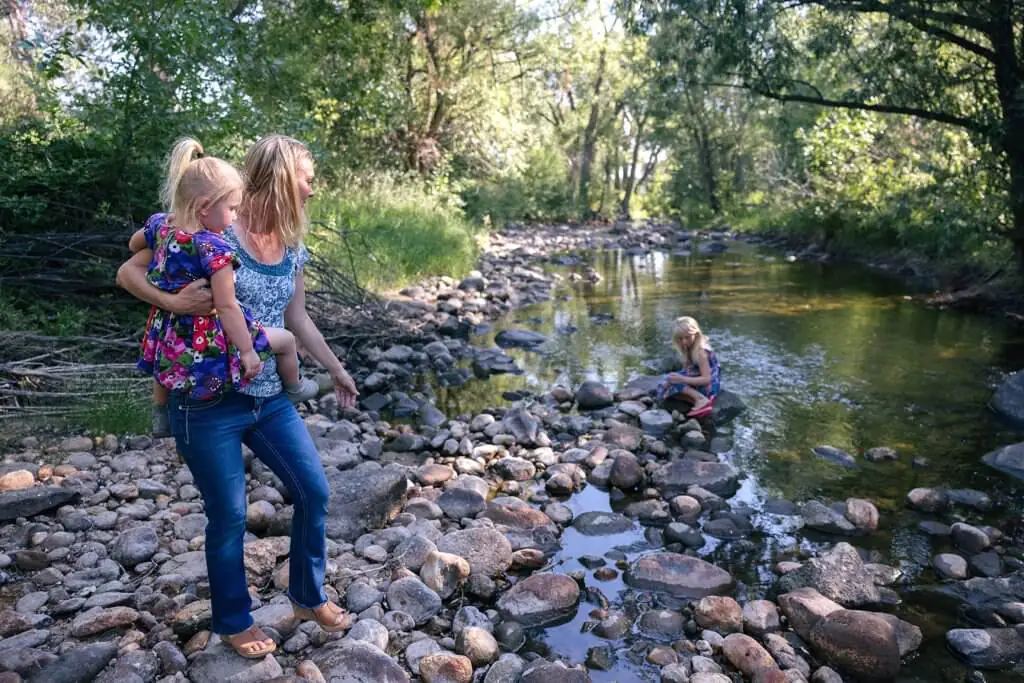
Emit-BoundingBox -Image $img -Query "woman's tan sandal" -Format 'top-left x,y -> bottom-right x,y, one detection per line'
291,600 -> 352,632
223,625 -> 276,659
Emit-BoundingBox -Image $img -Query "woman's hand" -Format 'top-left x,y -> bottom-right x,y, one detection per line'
331,367 -> 359,409
667,372 -> 688,384
170,279 -> 215,316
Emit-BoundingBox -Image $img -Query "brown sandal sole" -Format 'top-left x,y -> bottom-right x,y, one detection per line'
224,627 -> 277,659
291,603 -> 352,632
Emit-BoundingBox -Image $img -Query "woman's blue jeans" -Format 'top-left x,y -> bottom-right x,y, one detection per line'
168,390 -> 329,635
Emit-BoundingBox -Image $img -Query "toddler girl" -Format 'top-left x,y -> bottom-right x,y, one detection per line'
658,316 -> 721,418
132,138 -> 319,436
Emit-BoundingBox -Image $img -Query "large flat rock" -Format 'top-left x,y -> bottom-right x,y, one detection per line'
626,552 -> 734,598
497,573 -> 580,627
651,460 -> 740,497
313,640 -> 410,682
0,486 -> 77,522
982,442 -> 1024,482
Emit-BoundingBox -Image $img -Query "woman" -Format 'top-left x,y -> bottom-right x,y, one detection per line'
117,135 -> 359,659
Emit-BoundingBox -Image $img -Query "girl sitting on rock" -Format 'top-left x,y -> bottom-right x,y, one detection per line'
658,316 -> 721,418
130,138 -> 319,436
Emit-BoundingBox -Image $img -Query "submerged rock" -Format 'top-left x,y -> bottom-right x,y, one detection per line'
982,442 -> 1024,482
990,372 -> 1024,427
626,552 -> 734,598
946,627 -> 1024,669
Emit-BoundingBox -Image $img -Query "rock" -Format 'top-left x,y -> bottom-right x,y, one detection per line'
811,446 -> 857,468
576,381 -> 614,410
776,588 -> 842,640
421,550 -> 471,599
661,663 -> 691,683
710,390 -> 746,423
626,552 -> 734,598
743,600 -> 781,636
387,576 -> 442,625
437,488 -> 486,520
70,607 -> 139,637
608,453 -> 643,490
491,458 -> 536,481
246,500 -> 276,532
0,647 -> 57,678
651,460 -> 741,497
312,640 -> 409,682
764,633 -> 810,677
111,526 -> 160,567
696,596 -> 743,634
952,523 -> 991,554
189,640 -> 286,682
25,642 -> 117,683
571,511 -> 634,536
864,447 -> 897,462
946,627 -> 1024,669
982,442 -> 1024,481
503,409 -> 540,444
808,610 -> 906,682
484,654 -> 525,683
153,641 -> 187,674
905,487 -> 948,513
0,611 -> 32,639
481,498 -> 554,531
495,329 -> 548,348
0,486 -> 77,522
348,618 -> 389,652
324,463 -> 409,541
990,373 -> 1024,427
496,573 -> 580,626
419,653 -> 473,683
811,668 -> 843,683
639,609 -> 684,637
494,621 -> 526,652
639,409 -> 674,436
456,627 -> 499,666
774,542 -> 881,607
722,633 -> 779,678
520,660 -> 591,683
971,551 -> 1004,578
0,470 -> 34,492
933,553 -> 969,580
437,528 -> 513,577
843,499 -> 878,533
801,501 -> 855,535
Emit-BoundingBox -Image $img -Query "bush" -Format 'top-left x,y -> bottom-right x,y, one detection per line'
461,147 -> 575,225
309,177 -> 479,291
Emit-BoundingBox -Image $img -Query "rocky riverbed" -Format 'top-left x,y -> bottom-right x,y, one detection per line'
0,220 -> 1023,683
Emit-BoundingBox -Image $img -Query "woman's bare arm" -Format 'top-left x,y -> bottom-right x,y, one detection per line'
116,250 -> 213,314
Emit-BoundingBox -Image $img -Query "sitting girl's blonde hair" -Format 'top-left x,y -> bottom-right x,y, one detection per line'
161,138 -> 243,232
672,316 -> 709,362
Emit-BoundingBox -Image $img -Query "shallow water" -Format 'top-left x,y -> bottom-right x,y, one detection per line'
434,241 -> 1024,681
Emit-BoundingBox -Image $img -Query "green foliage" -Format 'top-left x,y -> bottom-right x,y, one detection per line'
0,289 -> 88,337
461,148 -> 577,224
309,178 -> 479,291
74,387 -> 150,436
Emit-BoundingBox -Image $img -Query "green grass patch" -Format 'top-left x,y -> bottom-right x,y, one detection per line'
310,181 -> 479,292
72,386 -> 151,436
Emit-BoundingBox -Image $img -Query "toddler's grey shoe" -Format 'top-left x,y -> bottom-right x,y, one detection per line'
152,406 -> 171,438
285,377 -> 320,404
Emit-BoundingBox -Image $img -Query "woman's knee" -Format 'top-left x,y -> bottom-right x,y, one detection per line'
204,497 -> 248,540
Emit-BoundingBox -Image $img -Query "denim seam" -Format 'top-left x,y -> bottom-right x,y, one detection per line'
249,423 -> 312,604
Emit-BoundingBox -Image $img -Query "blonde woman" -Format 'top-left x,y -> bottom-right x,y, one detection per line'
117,135 -> 358,659
659,316 -> 721,418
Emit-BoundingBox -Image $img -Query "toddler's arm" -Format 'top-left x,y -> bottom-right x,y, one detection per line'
210,267 -> 260,378
128,229 -> 147,253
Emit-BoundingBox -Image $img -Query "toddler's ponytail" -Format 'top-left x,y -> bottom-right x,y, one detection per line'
161,138 -> 205,211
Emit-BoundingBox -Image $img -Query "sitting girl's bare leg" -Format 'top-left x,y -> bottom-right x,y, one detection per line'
264,327 -> 300,386
681,385 -> 710,410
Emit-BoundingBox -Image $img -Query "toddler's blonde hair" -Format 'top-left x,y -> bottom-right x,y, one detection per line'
240,134 -> 313,248
161,138 -> 243,232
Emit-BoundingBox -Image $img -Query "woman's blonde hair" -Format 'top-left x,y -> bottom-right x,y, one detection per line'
672,316 -> 709,361
161,138 -> 243,232
240,134 -> 313,248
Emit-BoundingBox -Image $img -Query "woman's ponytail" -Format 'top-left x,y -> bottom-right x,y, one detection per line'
161,138 -> 205,211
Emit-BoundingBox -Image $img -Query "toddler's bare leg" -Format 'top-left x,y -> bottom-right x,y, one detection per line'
264,327 -> 300,386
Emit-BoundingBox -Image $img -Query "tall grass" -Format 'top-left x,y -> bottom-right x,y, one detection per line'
309,177 -> 480,292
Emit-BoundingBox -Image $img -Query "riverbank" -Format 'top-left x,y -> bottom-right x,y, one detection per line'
1,220 -> 1023,683
738,227 -> 1024,322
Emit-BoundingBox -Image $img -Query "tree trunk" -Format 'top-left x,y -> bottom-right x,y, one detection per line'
621,113 -> 646,218
693,125 -> 721,215
988,0 -> 1024,271
577,47 -> 607,218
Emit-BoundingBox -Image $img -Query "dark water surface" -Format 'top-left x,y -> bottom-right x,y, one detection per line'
432,241 -> 1024,682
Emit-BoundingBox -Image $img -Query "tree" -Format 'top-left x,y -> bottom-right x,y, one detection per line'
643,0 -> 1024,270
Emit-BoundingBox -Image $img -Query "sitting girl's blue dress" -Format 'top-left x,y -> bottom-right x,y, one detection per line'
657,346 -> 722,402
